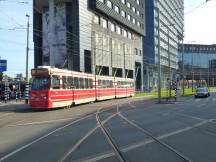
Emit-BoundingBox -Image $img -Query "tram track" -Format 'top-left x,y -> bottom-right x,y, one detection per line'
0,101 -> 129,162
96,108 -> 127,162
0,112 -> 97,162
63,96 -> 216,162
69,104 -> 195,162
117,111 -> 193,162
58,108 -> 118,162
2,95 -> 214,162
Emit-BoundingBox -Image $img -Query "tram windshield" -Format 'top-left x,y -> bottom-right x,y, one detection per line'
31,77 -> 51,90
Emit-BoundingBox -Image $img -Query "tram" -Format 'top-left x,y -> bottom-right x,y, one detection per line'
30,66 -> 135,109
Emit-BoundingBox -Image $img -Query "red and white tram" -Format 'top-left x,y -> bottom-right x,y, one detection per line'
30,66 -> 135,109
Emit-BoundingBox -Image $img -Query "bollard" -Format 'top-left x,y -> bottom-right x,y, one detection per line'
175,88 -> 177,101
25,84 -> 29,104
15,91 -> 18,102
7,93 -> 10,101
4,91 -> 7,103
19,91 -> 22,101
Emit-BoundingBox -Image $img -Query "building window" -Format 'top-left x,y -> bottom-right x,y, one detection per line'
139,50 -> 142,56
137,21 -> 140,27
132,7 -> 136,13
127,14 -> 131,21
135,48 -> 138,55
127,2 -> 131,8
137,0 -> 140,5
107,0 -> 112,8
116,25 -> 121,34
121,0 -> 125,4
114,5 -> 120,13
137,10 -> 140,16
128,32 -> 132,39
101,18 -> 108,28
132,18 -> 136,24
121,10 -> 126,17
94,15 -> 99,24
122,29 -> 127,38
99,0 -> 104,3
110,22 -> 115,32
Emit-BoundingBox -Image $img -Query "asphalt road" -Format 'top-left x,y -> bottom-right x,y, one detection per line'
0,93 -> 216,162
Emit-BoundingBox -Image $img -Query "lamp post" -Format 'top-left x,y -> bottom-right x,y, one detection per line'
156,6 -> 161,103
26,14 -> 30,83
25,14 -> 30,104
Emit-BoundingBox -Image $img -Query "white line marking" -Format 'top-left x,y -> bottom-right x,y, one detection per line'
195,99 -> 201,102
0,113 -> 12,120
7,117 -> 79,127
75,120 -> 209,162
0,114 -> 94,162
176,112 -> 207,121
122,119 -> 208,153
58,113 -> 117,162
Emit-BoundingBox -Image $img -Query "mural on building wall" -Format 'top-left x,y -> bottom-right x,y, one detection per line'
42,4 -> 66,67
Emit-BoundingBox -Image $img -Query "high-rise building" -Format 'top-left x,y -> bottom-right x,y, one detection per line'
143,0 -> 184,89
33,0 -> 146,90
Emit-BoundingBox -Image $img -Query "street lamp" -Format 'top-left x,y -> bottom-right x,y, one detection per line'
26,14 -> 30,82
25,14 -> 30,104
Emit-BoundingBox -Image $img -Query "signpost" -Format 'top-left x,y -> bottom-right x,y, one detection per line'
0,60 -> 7,72
0,59 -> 8,102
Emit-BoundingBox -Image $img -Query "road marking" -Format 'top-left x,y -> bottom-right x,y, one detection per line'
212,98 -> 216,102
122,119 -> 209,153
195,99 -> 201,102
58,113 -> 117,162
176,112 -> 208,121
0,113 -> 95,162
0,113 -> 12,120
7,117 -> 82,127
76,120 -> 208,162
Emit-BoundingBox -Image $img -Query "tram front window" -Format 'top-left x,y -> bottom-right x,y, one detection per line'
31,77 -> 51,90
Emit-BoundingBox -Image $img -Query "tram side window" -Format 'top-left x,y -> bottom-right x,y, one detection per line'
85,78 -> 89,89
67,76 -> 73,89
52,76 -> 60,89
73,77 -> 78,89
62,76 -> 67,89
89,79 -> 93,88
117,81 -> 121,88
79,78 -> 84,89
98,80 -> 102,88
102,80 -> 106,88
110,81 -> 113,88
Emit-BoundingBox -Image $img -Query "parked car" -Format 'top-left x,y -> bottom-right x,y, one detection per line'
195,87 -> 210,98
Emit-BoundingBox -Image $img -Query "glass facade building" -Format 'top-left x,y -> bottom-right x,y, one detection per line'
178,44 -> 216,86
143,0 -> 184,90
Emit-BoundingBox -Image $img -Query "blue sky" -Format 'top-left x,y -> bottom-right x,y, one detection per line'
0,0 -> 33,77
0,0 -> 216,77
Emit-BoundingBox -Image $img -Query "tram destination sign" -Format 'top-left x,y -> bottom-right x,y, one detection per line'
0,60 -> 7,72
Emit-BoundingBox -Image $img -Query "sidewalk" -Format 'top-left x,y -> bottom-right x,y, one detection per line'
0,100 -> 26,107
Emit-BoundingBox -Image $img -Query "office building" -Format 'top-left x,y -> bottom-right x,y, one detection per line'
143,0 -> 184,90
33,0 -> 145,90
178,44 -> 216,86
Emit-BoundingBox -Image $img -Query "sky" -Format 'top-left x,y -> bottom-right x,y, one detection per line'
0,0 -> 216,77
